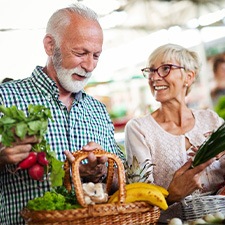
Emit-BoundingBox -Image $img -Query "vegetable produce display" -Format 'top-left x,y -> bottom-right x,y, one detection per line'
27,186 -> 81,211
0,104 -> 64,187
192,122 -> 225,167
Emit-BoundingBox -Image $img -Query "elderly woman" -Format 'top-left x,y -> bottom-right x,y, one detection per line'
125,43 -> 225,220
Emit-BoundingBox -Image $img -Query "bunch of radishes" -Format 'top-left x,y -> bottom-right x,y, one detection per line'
16,151 -> 49,181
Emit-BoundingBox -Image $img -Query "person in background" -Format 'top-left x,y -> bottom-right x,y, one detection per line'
125,43 -> 225,220
0,4 -> 124,225
210,55 -> 225,107
1,77 -> 14,83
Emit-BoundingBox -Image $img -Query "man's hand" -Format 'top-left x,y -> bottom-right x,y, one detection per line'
0,135 -> 39,169
166,157 -> 216,204
64,142 -> 108,183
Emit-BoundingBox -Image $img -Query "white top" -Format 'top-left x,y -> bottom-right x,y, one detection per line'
125,108 -> 225,193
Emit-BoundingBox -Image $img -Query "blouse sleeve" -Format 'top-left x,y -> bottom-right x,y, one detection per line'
124,118 -> 154,183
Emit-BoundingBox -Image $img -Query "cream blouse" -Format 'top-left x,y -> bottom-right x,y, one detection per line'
125,108 -> 225,193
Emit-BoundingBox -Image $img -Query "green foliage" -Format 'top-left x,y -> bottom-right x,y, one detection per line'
27,188 -> 81,211
0,104 -> 52,146
0,104 -> 64,187
54,186 -> 78,206
214,96 -> 225,119
33,139 -> 65,187
192,122 -> 225,167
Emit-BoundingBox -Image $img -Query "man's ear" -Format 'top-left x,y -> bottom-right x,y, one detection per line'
43,34 -> 55,56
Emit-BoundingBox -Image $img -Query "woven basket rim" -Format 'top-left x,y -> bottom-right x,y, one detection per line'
21,202 -> 160,223
182,194 -> 225,221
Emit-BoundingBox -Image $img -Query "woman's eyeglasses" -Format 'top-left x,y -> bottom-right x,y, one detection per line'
141,64 -> 185,79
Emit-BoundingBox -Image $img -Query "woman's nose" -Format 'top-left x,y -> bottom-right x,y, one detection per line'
150,71 -> 162,81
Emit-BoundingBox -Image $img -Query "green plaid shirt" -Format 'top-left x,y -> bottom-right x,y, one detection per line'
0,66 -> 125,225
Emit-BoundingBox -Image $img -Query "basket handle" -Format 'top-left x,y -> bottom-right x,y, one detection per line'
64,149 -> 126,207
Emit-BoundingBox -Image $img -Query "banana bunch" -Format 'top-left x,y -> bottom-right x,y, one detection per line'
108,182 -> 169,210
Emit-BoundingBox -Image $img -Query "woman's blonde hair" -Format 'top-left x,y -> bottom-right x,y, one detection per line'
148,43 -> 201,79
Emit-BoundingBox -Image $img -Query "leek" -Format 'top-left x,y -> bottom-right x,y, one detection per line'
192,122 -> 225,167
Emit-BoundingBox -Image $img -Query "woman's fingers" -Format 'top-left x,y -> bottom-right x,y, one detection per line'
173,159 -> 192,178
192,157 -> 216,174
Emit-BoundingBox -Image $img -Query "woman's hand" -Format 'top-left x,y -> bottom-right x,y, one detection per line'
166,157 -> 216,204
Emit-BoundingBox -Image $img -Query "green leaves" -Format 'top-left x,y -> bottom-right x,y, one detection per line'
0,104 -> 64,187
192,122 -> 225,167
32,139 -> 65,187
0,104 -> 52,146
27,190 -> 81,211
124,155 -> 155,183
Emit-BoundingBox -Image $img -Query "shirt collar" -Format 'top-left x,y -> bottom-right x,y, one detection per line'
31,66 -> 86,101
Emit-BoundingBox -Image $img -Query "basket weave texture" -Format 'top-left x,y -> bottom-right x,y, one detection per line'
21,149 -> 160,225
182,193 -> 225,221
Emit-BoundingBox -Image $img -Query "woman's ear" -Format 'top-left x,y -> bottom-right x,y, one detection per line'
185,70 -> 195,87
43,34 -> 55,56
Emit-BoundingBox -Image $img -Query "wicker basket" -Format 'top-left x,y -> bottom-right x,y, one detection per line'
181,192 -> 225,221
21,149 -> 160,225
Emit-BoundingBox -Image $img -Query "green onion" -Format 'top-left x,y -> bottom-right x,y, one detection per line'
192,122 -> 225,167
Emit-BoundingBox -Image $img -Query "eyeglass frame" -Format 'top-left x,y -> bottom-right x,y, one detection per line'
141,64 -> 185,79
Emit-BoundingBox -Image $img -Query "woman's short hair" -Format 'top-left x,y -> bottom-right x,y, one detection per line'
147,43 -> 201,79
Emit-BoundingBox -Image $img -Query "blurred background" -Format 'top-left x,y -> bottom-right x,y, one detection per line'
1,0 -> 225,142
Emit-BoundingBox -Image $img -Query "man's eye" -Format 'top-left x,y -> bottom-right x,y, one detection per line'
72,51 -> 85,56
93,54 -> 100,60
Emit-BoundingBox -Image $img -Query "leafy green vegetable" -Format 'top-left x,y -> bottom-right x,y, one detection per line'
54,186 -> 78,206
0,104 -> 52,146
192,122 -> 225,167
33,139 -> 65,187
0,104 -> 65,187
27,188 -> 81,211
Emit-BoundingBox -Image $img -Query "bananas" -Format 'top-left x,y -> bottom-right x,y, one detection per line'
108,182 -> 168,210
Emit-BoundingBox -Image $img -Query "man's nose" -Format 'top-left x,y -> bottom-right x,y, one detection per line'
81,55 -> 96,72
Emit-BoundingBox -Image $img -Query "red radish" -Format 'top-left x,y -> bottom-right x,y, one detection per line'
16,152 -> 37,171
28,163 -> 45,181
37,152 -> 49,166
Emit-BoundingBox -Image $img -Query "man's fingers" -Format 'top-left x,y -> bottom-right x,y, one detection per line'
13,135 -> 39,146
82,142 -> 102,151
64,150 -> 75,163
97,155 -> 108,164
87,152 -> 98,168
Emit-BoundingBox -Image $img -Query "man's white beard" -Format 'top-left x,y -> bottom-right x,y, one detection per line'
52,47 -> 92,93
56,67 -> 91,93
